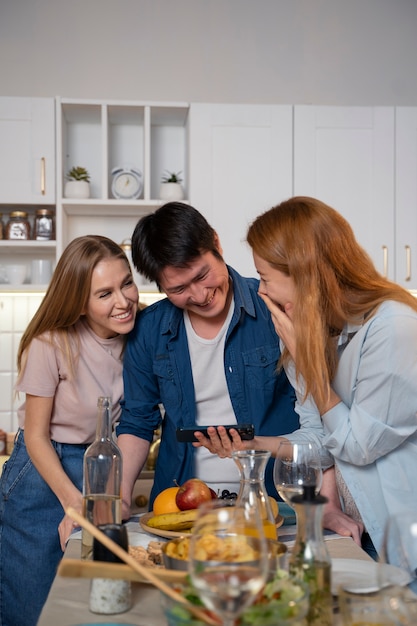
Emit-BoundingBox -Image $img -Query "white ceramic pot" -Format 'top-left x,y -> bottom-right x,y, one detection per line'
64,180 -> 90,199
159,183 -> 184,202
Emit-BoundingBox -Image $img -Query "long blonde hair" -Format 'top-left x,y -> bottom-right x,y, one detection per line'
247,196 -> 417,407
17,235 -> 132,378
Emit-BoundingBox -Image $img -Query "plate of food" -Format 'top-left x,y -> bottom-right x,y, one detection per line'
139,511 -> 284,540
139,511 -> 194,539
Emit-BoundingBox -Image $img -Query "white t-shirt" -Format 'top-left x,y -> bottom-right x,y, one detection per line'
184,299 -> 241,496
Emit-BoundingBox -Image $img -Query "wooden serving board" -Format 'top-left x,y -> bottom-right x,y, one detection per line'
58,558 -> 187,584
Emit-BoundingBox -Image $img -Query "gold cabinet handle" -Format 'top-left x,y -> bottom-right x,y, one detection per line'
382,245 -> 388,278
405,245 -> 411,282
41,157 -> 46,195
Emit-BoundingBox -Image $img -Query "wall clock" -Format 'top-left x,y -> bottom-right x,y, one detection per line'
111,166 -> 143,199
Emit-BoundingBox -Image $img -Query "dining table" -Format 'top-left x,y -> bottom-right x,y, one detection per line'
38,510 -> 373,626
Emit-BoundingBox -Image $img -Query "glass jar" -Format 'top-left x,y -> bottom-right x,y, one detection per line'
5,211 -> 31,240
89,523 -> 131,614
34,208 -> 55,240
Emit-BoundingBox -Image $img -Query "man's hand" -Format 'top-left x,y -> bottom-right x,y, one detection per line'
193,426 -> 249,457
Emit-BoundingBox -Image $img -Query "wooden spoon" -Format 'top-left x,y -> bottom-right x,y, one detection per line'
66,507 -> 220,626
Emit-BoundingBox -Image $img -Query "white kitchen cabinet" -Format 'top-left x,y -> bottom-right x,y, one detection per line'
395,107 -> 417,287
294,105 -> 396,281
0,97 -> 55,204
56,98 -> 189,288
189,104 -> 293,277
0,97 -> 56,288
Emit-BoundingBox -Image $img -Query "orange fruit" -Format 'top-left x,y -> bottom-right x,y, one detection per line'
153,486 -> 181,515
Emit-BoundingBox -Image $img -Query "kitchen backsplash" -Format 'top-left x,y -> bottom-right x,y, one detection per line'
0,293 -> 44,432
0,291 -> 165,433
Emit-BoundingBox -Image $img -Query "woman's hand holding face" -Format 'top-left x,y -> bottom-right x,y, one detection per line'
259,293 -> 297,360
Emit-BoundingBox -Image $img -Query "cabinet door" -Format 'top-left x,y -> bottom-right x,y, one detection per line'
395,107 -> 417,289
0,97 -> 55,204
294,106 -> 395,279
189,104 -> 293,277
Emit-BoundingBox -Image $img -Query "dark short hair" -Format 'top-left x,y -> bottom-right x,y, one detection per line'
131,202 -> 222,285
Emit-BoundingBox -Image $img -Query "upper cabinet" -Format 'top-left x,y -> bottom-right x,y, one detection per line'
56,98 -> 189,288
395,107 -> 417,288
0,97 -> 55,204
0,97 -> 56,289
189,104 -> 293,277
1,98 -> 416,291
294,106 -> 396,281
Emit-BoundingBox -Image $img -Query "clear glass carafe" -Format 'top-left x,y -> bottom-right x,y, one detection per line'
289,485 -> 332,626
232,449 -> 277,540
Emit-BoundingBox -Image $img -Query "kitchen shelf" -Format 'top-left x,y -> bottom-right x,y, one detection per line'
0,240 -> 56,251
60,199 -> 163,217
56,97 -> 190,256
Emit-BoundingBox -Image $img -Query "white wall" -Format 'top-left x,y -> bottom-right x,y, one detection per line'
0,0 -> 416,105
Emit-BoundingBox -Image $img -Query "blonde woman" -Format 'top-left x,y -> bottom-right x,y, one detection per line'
0,235 -> 138,626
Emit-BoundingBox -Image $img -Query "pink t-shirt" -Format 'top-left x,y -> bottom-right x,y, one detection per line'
16,319 -> 125,444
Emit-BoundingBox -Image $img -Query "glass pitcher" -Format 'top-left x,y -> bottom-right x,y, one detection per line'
232,449 -> 277,540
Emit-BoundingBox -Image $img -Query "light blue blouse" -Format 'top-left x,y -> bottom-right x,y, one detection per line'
286,300 -> 417,555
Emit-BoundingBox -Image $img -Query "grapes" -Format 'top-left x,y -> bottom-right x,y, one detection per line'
220,489 -> 238,501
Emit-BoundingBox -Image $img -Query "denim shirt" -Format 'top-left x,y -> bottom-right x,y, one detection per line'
117,266 -> 299,506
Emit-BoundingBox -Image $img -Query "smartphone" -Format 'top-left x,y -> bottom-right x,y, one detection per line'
176,424 -> 255,443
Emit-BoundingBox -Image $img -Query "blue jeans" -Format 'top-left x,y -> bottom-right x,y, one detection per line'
361,531 -> 379,561
0,430 -> 87,626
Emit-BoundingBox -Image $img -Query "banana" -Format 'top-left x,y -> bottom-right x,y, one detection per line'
146,509 -> 198,531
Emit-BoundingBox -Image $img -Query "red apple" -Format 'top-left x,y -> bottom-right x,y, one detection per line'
209,487 -> 218,499
175,478 -> 213,510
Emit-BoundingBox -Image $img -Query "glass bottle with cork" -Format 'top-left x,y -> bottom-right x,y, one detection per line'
82,396 -> 122,560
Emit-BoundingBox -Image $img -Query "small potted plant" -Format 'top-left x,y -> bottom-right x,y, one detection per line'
64,166 -> 91,199
159,170 -> 184,202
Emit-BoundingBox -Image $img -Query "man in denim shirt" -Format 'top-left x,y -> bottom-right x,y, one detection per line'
117,203 -> 298,515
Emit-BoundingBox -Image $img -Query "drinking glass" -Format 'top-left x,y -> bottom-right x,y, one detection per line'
377,511 -> 417,621
188,498 -> 269,626
273,440 -> 323,508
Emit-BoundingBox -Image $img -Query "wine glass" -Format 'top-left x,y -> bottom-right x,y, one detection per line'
188,498 -> 269,626
379,511 -> 417,587
273,440 -> 323,508
377,510 -> 417,621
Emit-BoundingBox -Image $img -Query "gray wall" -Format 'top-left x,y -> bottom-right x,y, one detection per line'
0,0 -> 416,105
